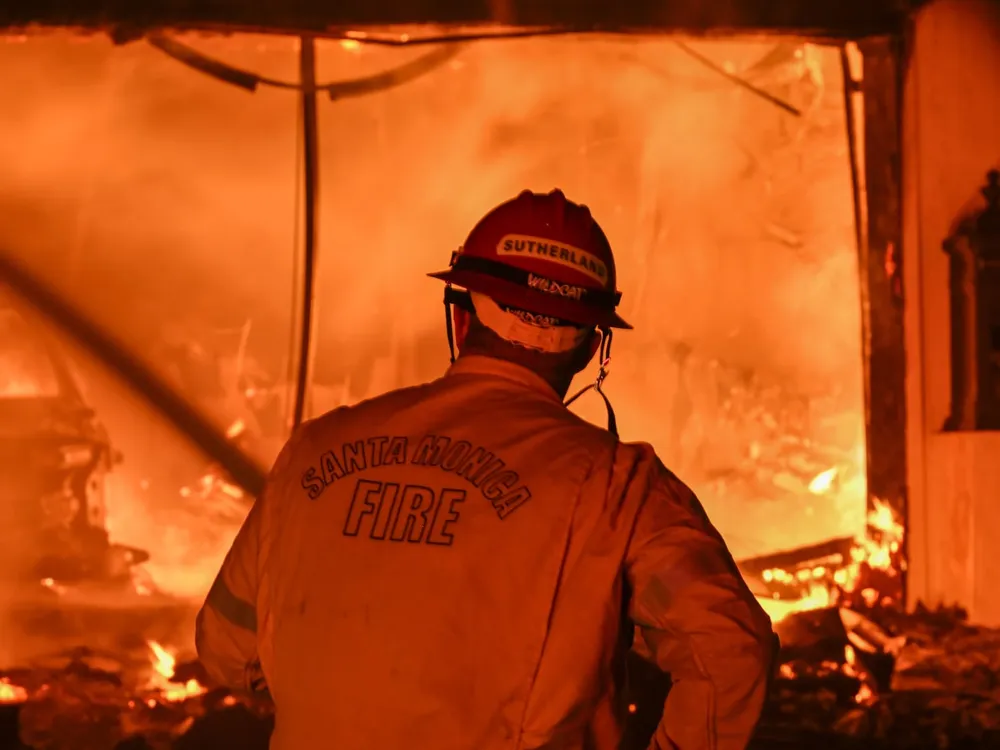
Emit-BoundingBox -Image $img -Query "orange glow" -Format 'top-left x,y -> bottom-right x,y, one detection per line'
843,645 -> 877,705
854,682 -> 875,705
226,418 -> 247,439
808,467 -> 838,494
0,31 -> 871,673
145,641 -> 206,703
757,584 -> 834,622
0,678 -> 27,704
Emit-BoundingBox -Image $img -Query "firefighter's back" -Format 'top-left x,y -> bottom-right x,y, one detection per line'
261,356 -> 638,750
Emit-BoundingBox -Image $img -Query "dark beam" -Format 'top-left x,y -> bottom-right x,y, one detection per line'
0,250 -> 268,498
737,537 -> 856,579
0,0 -> 921,40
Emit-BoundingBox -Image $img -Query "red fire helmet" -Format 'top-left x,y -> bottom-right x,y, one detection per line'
428,189 -> 632,330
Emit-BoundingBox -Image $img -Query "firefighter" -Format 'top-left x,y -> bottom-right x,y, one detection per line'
196,189 -> 777,750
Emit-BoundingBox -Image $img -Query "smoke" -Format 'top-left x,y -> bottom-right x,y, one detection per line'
0,31 -> 865,575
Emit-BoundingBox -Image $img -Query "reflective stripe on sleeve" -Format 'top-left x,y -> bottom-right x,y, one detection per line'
206,576 -> 258,633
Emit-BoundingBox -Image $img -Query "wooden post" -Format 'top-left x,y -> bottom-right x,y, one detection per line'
857,35 -> 908,607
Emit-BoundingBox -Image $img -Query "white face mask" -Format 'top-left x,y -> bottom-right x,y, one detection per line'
469,292 -> 591,354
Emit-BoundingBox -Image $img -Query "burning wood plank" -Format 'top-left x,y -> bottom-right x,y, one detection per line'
740,497 -> 905,625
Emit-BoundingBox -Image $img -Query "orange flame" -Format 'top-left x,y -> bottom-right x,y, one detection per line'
757,494 -> 904,623
843,645 -> 878,705
225,419 -> 246,440
0,678 -> 27,704
808,467 -> 838,494
145,640 -> 206,703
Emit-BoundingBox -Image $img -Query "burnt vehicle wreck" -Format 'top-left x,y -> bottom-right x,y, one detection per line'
0,293 -> 146,587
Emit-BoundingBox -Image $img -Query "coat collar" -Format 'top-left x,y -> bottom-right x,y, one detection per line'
445,355 -> 562,403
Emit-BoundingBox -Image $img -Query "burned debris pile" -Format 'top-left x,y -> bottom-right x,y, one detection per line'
0,604 -> 998,749
627,495 -> 1000,750
620,604 -> 1000,750
0,644 -> 273,750
757,603 -> 1000,749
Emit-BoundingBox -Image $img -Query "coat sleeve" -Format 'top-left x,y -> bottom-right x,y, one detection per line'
195,488 -> 269,694
623,457 -> 778,750
195,428 -> 305,695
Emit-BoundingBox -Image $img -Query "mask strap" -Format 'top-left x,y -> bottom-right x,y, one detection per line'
564,328 -> 619,437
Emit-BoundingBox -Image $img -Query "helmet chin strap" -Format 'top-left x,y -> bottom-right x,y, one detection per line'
443,285 -> 618,438
564,328 -> 618,438
443,285 -> 465,364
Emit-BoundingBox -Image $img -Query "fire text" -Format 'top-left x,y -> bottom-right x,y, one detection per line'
343,480 -> 465,546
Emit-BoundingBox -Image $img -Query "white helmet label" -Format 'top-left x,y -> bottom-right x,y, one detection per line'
496,234 -> 608,285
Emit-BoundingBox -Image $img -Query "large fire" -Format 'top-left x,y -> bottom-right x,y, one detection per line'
0,30 -> 865,562
0,28 -> 889,749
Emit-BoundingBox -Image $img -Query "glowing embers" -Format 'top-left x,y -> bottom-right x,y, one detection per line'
843,645 -> 878,706
808,467 -> 839,494
225,418 -> 247,440
179,466 -> 245,502
772,605 -> 900,715
0,641 -> 271,748
144,641 -> 206,705
753,496 -> 905,624
0,678 -> 27,705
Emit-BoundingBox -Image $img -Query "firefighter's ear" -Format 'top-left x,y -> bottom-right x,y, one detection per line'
587,329 -> 602,360
453,306 -> 472,349
574,328 -> 603,372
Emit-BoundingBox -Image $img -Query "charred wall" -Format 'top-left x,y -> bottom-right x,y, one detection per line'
903,0 -> 1000,624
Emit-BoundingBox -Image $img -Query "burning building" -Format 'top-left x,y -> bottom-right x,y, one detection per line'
0,0 -> 997,747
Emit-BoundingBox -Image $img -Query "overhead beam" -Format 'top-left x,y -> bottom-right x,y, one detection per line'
0,0 -> 921,40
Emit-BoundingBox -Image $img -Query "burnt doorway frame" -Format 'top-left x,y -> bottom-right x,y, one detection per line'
856,35 -> 907,604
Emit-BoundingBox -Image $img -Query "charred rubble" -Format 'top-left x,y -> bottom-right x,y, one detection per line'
625,602 -> 1000,750
0,599 -> 999,749
0,297 -> 145,590
623,508 -> 1000,750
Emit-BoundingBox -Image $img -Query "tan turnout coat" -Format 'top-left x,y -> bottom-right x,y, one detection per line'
197,355 -> 777,750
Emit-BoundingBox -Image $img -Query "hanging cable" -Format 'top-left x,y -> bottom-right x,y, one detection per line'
148,33 -> 464,430
840,45 -> 866,259
291,35 -> 320,428
285,59 -> 305,430
673,40 -> 802,117
147,34 -> 461,97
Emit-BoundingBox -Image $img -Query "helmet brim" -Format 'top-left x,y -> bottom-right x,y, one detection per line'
428,268 -> 633,330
